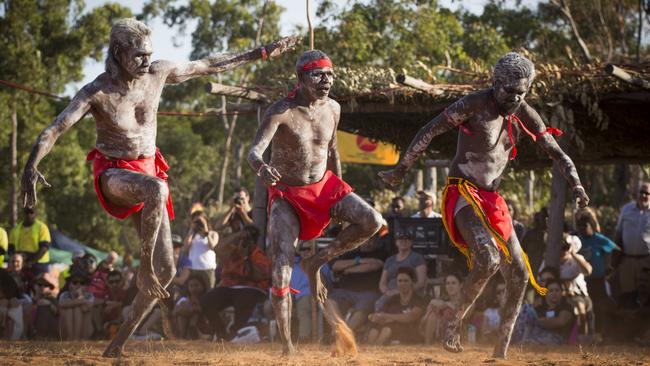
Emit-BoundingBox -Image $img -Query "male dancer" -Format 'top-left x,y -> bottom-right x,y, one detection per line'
248,50 -> 384,355
21,18 -> 299,357
380,52 -> 589,358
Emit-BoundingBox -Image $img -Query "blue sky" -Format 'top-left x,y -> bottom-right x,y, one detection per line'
67,0 -> 536,95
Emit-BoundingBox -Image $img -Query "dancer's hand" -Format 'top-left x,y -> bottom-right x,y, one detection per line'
573,185 -> 589,208
258,164 -> 282,186
378,165 -> 407,186
21,165 -> 51,208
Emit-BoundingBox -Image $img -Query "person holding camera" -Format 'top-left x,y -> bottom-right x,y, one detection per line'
183,212 -> 219,289
200,225 -> 271,341
217,188 -> 253,233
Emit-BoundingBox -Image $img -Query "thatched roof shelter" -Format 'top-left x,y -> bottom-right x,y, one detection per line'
327,62 -> 650,168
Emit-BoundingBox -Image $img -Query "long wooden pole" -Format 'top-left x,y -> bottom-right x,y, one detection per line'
306,0 -> 314,50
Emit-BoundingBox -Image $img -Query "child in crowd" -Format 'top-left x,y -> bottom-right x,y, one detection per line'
58,273 -> 94,340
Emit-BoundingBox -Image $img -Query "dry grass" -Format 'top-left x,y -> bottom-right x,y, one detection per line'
0,341 -> 648,366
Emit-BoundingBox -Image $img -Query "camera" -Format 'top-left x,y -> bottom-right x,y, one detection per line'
234,197 -> 244,205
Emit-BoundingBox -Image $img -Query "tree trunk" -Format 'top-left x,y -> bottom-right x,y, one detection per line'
614,164 -> 630,207
216,95 -> 239,210
551,0 -> 593,63
9,105 -> 18,226
526,170 -> 535,213
234,142 -> 245,188
415,169 -> 424,192
545,163 -> 568,268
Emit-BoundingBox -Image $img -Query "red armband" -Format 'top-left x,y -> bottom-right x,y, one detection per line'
271,286 -> 300,297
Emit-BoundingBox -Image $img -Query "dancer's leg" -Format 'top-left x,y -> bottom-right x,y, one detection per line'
443,205 -> 501,353
268,199 -> 300,355
493,234 -> 529,358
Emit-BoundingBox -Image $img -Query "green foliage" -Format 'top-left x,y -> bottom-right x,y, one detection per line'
0,0 -> 132,250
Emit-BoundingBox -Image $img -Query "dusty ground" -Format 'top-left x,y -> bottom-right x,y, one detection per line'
0,341 -> 648,366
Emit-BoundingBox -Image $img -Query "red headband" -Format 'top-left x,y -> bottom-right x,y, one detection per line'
300,57 -> 333,72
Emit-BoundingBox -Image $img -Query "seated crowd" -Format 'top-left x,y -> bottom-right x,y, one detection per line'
1,185 -> 650,348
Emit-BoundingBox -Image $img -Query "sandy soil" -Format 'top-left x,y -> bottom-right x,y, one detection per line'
0,341 -> 648,366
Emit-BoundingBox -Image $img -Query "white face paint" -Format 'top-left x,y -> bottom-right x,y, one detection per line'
493,78 -> 529,115
299,66 -> 334,100
118,36 -> 153,79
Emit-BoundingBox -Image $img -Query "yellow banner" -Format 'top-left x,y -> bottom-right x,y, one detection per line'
337,131 -> 399,165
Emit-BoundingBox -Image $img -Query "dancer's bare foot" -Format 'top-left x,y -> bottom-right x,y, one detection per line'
301,256 -> 327,303
137,270 -> 169,299
492,344 -> 507,359
102,345 -> 123,358
282,344 -> 297,356
442,324 -> 463,353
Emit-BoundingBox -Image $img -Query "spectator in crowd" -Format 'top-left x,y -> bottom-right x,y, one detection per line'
184,211 -> 218,289
120,254 -> 135,291
172,234 -> 192,290
58,273 -> 94,340
78,253 -> 98,280
217,188 -> 254,233
98,270 -> 126,336
0,225 -> 7,267
411,190 -> 442,218
576,208 -> 619,334
522,207 -> 549,277
421,272 -> 464,344
522,279 -> 576,345
480,276 -> 507,342
173,275 -> 210,339
330,234 -> 386,335
103,251 -> 119,270
532,266 -> 560,307
0,269 -> 24,340
7,253 -> 34,296
31,275 -> 59,339
8,207 -> 51,276
614,182 -> 650,305
506,200 -> 526,242
289,241 -> 332,342
367,267 -> 426,345
201,226 -> 271,341
386,197 -> 406,219
377,229 -> 427,310
542,233 -> 593,334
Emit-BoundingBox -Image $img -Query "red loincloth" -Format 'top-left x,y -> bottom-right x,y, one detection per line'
441,177 -> 546,295
267,170 -> 353,240
86,148 -> 175,220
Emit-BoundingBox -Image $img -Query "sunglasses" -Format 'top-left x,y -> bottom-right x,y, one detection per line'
298,247 -> 311,252
640,190 -> 650,196
108,280 -> 121,285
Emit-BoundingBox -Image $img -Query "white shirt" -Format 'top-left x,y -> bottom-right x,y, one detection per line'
411,210 -> 442,218
188,234 -> 217,270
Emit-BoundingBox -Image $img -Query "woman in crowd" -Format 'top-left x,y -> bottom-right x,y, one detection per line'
377,229 -> 427,310
421,272 -> 463,344
367,267 -> 426,345
173,275 -> 210,339
58,273 -> 94,340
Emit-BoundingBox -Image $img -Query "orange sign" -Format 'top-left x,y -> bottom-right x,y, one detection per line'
337,131 -> 399,165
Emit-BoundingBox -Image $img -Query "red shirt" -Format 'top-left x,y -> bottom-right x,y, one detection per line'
219,247 -> 271,290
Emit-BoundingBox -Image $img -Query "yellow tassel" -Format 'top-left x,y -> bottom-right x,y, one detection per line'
522,250 -> 548,296
442,178 -> 547,296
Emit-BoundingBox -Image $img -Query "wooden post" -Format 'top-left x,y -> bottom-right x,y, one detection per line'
415,169 -> 424,192
526,170 -> 535,213
396,74 -> 444,96
9,105 -> 18,226
252,107 -> 270,249
605,64 -> 650,90
545,163 -> 568,268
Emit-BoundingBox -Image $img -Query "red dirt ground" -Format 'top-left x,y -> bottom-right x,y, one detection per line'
0,341 -> 648,366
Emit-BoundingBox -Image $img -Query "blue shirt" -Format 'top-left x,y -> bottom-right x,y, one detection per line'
176,253 -> 192,277
290,256 -> 332,299
578,233 -> 617,279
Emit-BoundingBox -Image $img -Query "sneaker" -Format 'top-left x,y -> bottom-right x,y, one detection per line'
230,326 -> 261,344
